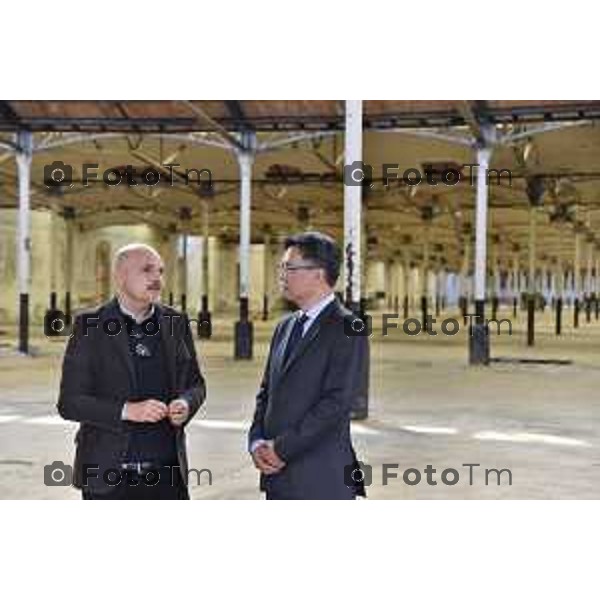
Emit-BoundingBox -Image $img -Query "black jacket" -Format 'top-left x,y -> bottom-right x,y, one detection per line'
249,299 -> 368,499
57,298 -> 205,492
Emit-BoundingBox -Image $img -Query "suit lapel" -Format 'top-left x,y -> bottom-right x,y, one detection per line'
280,321 -> 321,377
272,316 -> 295,380
158,307 -> 177,393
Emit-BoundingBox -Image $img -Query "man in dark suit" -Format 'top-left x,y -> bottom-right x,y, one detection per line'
248,231 -> 368,500
57,243 -> 205,500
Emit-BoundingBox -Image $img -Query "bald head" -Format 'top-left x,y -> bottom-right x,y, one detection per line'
113,243 -> 164,309
112,243 -> 162,276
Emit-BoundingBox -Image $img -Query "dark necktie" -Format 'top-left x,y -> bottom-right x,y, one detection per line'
283,313 -> 309,366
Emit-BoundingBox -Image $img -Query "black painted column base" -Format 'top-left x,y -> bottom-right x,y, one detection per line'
468,300 -> 489,365
513,297 -> 518,318
555,297 -> 563,336
262,294 -> 269,321
197,296 -> 212,339
421,296 -> 428,333
181,293 -> 187,315
595,295 -> 599,321
359,297 -> 368,318
168,292 -> 174,307
44,291 -> 64,339
491,296 -> 499,322
460,296 -> 468,326
234,298 -> 253,359
197,312 -> 212,339
574,298 -> 580,328
65,291 -> 71,322
527,295 -> 535,347
18,293 -> 29,354
347,303 -> 370,421
585,295 -> 592,323
403,295 -> 409,320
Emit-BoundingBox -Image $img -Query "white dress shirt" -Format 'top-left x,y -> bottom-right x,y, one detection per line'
298,292 -> 336,337
117,299 -> 155,324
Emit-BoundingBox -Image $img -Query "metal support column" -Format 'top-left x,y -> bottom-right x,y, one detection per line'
16,131 -> 32,354
526,206 -> 537,346
197,200 -> 212,338
262,232 -> 271,321
512,253 -> 519,317
234,135 -> 255,359
595,256 -> 599,320
392,260 -> 400,313
63,208 -> 75,322
403,255 -> 411,320
555,258 -> 563,335
180,233 -> 188,314
45,206 -> 61,330
469,146 -> 491,365
460,237 -> 471,325
574,232 -> 581,328
585,240 -> 593,323
344,99 -> 369,418
421,227 -> 430,332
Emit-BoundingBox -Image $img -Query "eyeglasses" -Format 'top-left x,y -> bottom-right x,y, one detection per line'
278,261 -> 320,274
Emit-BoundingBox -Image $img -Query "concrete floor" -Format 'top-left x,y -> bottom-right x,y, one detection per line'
0,305 -> 599,499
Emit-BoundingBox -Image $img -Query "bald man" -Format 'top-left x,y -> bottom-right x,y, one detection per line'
57,243 -> 206,500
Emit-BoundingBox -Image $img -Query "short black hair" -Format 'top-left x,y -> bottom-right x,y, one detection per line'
284,231 -> 341,287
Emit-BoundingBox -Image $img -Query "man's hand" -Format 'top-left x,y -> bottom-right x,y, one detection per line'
124,399 -> 168,423
251,440 -> 285,475
168,398 -> 190,427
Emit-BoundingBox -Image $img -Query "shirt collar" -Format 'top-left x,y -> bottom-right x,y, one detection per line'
117,298 -> 155,324
300,292 -> 336,322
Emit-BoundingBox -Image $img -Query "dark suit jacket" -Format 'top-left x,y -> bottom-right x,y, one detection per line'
248,298 -> 368,499
57,298 -> 205,492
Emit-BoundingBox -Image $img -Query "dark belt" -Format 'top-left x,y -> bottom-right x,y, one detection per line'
119,461 -> 177,476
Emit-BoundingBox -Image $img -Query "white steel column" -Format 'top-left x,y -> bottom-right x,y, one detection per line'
234,132 -> 255,359
470,145 -> 491,364
198,199 -> 212,339
262,232 -> 271,320
16,131 -> 32,354
343,100 -> 369,419
238,151 -> 253,304
344,99 -> 363,313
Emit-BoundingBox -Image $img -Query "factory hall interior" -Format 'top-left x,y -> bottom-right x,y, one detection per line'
0,100 -> 599,499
